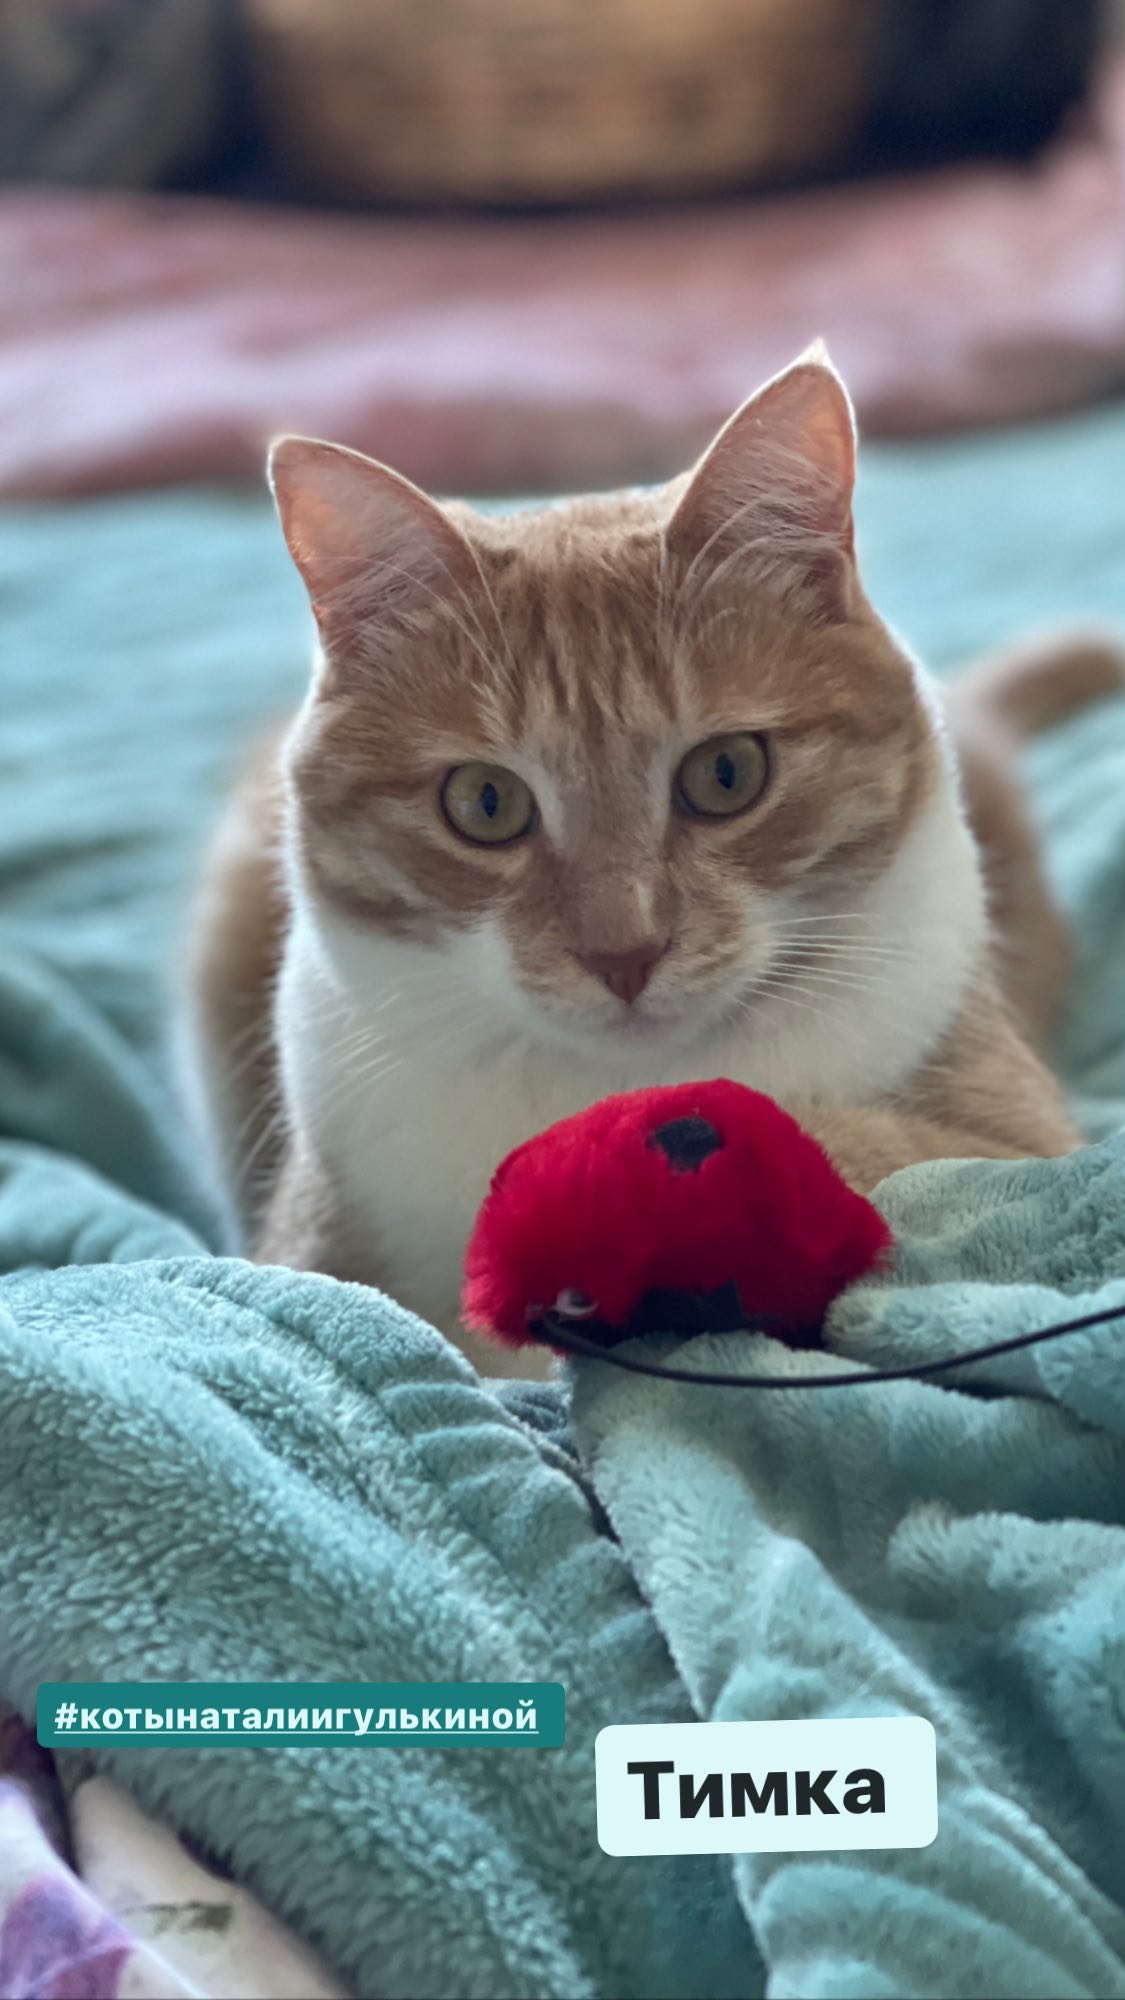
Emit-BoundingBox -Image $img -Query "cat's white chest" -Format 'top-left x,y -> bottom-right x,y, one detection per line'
331,1053 -> 567,1338
278,926 -> 611,1360
281,944 -> 841,1355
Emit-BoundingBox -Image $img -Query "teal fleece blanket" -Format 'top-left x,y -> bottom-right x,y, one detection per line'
3,403 -> 1125,1999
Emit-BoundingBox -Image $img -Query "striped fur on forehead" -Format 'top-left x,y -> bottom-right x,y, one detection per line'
458,496 -> 681,741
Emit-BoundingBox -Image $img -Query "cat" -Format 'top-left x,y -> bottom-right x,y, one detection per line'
185,344 -> 1122,1380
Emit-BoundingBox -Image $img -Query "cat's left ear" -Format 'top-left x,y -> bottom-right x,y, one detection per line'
665,344 -> 858,623
267,434 -> 479,657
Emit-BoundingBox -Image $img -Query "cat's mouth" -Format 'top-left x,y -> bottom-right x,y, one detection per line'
584,960 -> 787,1050
535,981 -> 741,1059
597,1002 -> 674,1040
514,945 -> 775,1056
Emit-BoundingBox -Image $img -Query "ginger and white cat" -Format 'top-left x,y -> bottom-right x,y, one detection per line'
187,347 -> 1121,1378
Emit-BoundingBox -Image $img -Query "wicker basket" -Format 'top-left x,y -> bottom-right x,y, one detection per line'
244,0 -> 877,205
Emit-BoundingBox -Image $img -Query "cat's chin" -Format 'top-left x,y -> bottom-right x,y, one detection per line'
522,993 -> 729,1067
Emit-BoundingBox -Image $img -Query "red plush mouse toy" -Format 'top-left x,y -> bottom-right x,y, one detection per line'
462,1079 -> 893,1360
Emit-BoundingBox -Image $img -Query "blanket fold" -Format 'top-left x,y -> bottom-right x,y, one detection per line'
572,1136 -> 1125,1999
0,1244 -> 755,2000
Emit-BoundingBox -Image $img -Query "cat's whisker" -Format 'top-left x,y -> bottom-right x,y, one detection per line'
343,546 -> 509,694
744,951 -> 886,1012
768,920 -> 900,936
220,1025 -> 277,1090
236,1101 -> 288,1191
316,1002 -> 499,1120
320,1018 -> 400,1067
220,1011 -> 275,1055
673,484 -> 795,621
459,542 -> 521,694
332,979 -> 479,1037
773,959 -> 913,985
783,971 -> 889,1000
675,518 -> 837,651
769,935 -> 897,951
769,962 -> 901,978
374,964 -> 484,994
230,1087 -> 283,1158
740,970 -> 840,1010
770,924 -> 915,945
770,938 -> 913,958
350,1053 -> 407,1094
764,911 -> 886,926
318,996 -> 490,1095
775,960 -> 911,979
769,926 -> 905,940
770,944 -> 909,960
771,951 -> 905,990
726,985 -> 824,1030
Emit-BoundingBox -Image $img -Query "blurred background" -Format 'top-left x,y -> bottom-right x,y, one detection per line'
2,0 -> 1125,500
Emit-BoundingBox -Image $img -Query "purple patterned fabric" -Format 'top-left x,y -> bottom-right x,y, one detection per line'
0,1715 -> 132,2000
0,1874 -> 130,1999
0,1707 -> 348,1997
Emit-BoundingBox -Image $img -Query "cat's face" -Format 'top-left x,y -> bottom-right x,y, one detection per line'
272,354 -> 960,1069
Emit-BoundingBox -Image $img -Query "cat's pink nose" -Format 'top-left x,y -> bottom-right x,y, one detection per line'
580,942 -> 669,1005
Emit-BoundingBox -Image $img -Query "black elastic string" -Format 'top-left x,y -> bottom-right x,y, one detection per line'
539,1298 -> 1125,1388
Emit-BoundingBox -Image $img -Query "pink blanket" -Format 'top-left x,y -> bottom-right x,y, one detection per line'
3,58 -> 1125,500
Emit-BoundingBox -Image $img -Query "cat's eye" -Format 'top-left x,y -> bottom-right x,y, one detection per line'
441,762 -> 537,845
676,733 -> 769,819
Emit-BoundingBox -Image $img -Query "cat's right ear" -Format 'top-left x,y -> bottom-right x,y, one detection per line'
268,436 -> 477,651
664,347 -> 858,624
